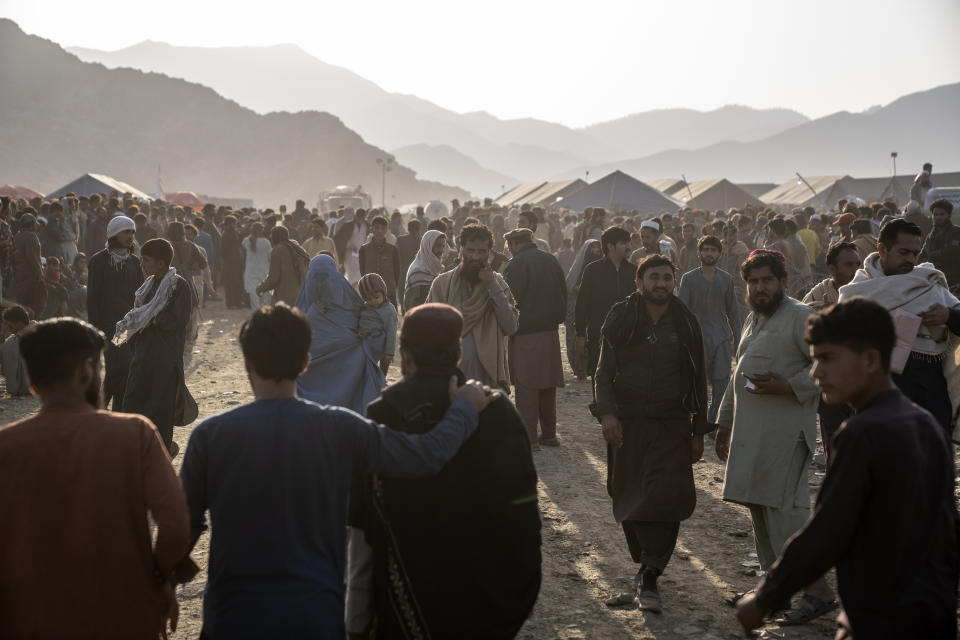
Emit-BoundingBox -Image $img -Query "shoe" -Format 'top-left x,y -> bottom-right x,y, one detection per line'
637,587 -> 662,613
776,593 -> 839,626
539,436 -> 560,447
167,441 -> 180,459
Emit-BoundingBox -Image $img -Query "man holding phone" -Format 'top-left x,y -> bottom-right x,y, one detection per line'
715,249 -> 838,625
426,224 -> 518,391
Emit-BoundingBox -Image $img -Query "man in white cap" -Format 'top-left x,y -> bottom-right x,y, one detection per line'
86,215 -> 143,410
630,219 -> 675,264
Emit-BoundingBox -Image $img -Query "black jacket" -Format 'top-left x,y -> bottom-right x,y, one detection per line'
919,222 -> 960,286
353,370 -> 541,639
86,248 -> 144,338
574,256 -> 636,341
593,293 -> 709,434
504,243 -> 567,335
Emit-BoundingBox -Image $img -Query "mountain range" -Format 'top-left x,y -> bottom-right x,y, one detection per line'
552,82 -> 960,183
0,19 -> 468,206
68,41 -> 819,192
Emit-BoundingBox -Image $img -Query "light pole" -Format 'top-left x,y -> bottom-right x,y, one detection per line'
891,151 -> 898,177
376,157 -> 395,208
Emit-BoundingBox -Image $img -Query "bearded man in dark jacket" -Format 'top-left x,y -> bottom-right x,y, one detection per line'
591,254 -> 710,614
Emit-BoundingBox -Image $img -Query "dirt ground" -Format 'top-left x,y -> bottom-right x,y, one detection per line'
0,300 -> 866,639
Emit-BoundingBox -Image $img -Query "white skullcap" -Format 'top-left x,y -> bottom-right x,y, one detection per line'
640,220 -> 660,231
106,215 -> 136,238
810,214 -> 822,221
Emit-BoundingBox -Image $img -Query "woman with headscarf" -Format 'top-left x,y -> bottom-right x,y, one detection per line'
295,254 -> 385,412
242,222 -> 271,309
564,239 -> 602,379
402,229 -> 446,312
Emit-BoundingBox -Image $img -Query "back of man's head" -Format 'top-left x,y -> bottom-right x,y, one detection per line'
19,318 -> 105,391
399,303 -> 463,374
239,303 -> 312,382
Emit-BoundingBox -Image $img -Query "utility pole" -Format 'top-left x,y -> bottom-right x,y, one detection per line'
376,157 -> 395,208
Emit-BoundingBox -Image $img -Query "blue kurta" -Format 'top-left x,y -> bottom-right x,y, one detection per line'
180,396 -> 479,639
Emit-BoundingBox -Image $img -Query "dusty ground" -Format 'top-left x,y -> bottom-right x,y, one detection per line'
0,300 -> 856,639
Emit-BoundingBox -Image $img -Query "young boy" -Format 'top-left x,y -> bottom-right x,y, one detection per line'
736,298 -> 958,639
358,273 -> 398,374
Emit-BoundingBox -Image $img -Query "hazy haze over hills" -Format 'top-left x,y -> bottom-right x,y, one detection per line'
1,21 -> 468,206
553,83 -> 960,184
68,41 -> 819,186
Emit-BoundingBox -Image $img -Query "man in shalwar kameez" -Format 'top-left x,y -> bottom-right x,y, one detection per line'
678,235 -> 741,424
716,249 -> 838,624
593,254 -> 710,613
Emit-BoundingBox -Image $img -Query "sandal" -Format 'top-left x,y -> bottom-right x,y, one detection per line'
776,593 -> 839,626
725,590 -> 754,607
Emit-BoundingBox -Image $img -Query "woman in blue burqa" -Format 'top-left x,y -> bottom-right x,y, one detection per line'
295,254 -> 385,412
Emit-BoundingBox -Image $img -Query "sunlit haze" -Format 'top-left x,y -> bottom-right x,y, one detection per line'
3,0 -> 959,127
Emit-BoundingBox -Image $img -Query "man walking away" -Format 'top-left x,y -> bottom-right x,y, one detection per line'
11,211 -> 46,317
0,318 -> 190,638
348,303 -> 541,639
180,303 -> 497,639
0,305 -> 32,396
737,299 -> 957,639
504,227 -> 567,448
594,254 -> 710,613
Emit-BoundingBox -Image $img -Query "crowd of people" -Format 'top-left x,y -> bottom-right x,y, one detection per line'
0,160 -> 958,639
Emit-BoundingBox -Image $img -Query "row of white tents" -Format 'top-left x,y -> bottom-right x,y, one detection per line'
495,170 -> 960,214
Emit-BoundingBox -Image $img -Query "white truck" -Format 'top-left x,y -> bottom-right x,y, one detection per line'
317,185 -> 372,214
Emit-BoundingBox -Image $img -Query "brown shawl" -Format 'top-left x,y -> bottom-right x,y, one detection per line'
426,265 -> 514,389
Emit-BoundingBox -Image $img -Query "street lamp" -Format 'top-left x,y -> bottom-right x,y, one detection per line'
891,151 -> 898,177
376,157 -> 396,207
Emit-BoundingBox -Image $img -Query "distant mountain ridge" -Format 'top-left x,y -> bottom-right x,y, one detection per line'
552,82 -> 960,184
1,20 -> 468,206
67,41 -> 812,185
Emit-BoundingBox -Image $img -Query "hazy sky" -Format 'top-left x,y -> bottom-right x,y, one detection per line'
3,0 -> 959,127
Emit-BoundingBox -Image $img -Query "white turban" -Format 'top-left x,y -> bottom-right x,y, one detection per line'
640,220 -> 660,232
106,215 -> 136,238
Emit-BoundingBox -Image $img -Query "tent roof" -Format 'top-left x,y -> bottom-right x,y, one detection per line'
513,179 -> 588,207
670,178 -> 765,210
557,170 -> 681,214
494,182 -> 547,207
646,178 -> 685,196
46,173 -> 152,201
736,183 -> 778,199
0,184 -> 44,199
166,191 -> 206,209
760,175 -> 854,208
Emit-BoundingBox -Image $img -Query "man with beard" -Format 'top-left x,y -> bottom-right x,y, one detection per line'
593,254 -> 709,613
839,218 -> 960,435
737,299 -> 958,639
716,250 -> 838,625
630,220 -> 674,264
575,227 -> 636,378
918,199 -> 960,290
426,224 -> 518,390
115,238 -> 198,457
0,318 -> 190,638
504,227 -> 567,448
802,241 -> 861,463
346,303 -> 541,639
678,236 -> 741,425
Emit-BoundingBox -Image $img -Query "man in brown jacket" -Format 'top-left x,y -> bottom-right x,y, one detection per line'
257,225 -> 309,306
0,318 -> 191,638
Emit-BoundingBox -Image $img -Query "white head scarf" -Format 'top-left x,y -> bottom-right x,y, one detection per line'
406,230 -> 445,288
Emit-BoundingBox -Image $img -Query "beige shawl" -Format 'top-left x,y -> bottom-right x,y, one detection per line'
427,265 -> 514,389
